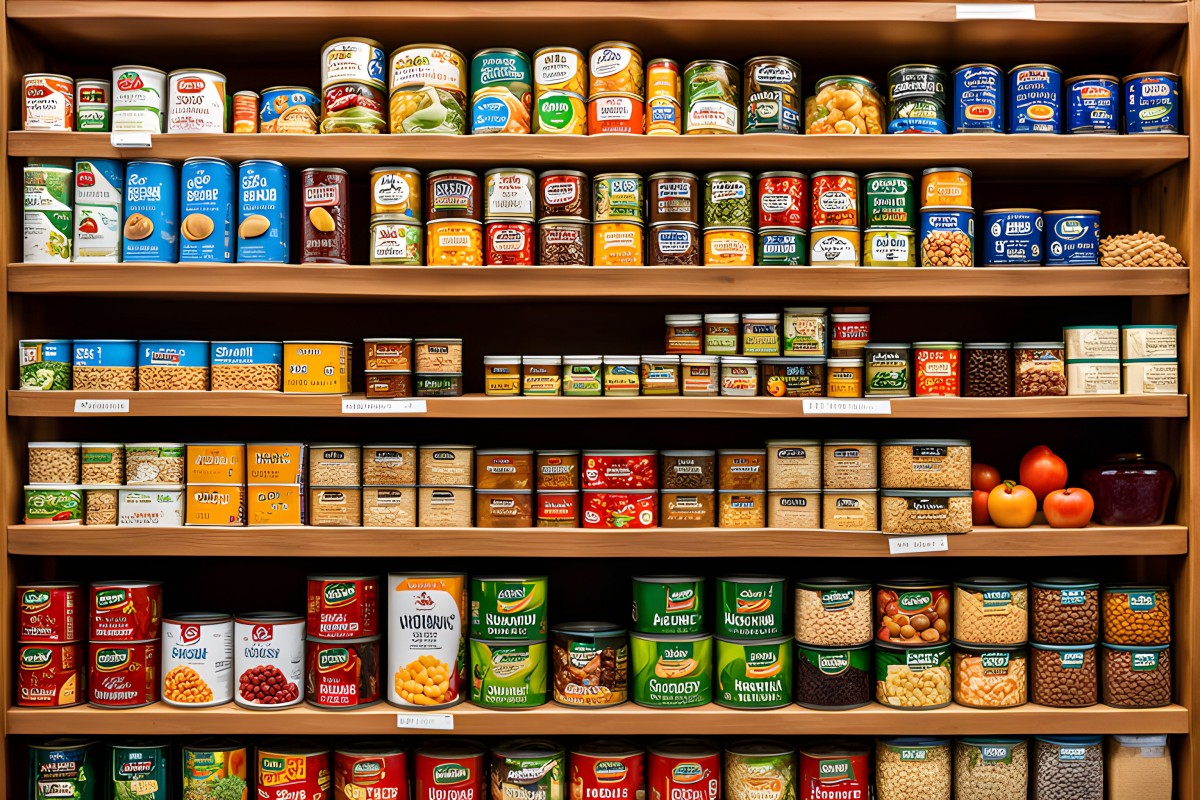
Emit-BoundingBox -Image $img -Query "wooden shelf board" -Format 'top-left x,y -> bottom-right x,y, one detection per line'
6,702 -> 1188,736
7,525 -> 1187,558
9,132 -> 1187,178
6,264 -> 1189,301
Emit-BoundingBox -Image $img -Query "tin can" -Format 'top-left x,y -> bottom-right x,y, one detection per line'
89,639 -> 157,707
283,341 -> 352,394
1044,209 -> 1101,266
388,44 -> 468,134
111,743 -> 170,800
335,744 -> 407,800
237,159 -> 289,263
1065,75 -> 1119,134
571,743 -> 644,800
646,96 -> 681,136
371,216 -> 423,265
534,46 -> 587,96
180,157 -> 235,263
887,64 -> 947,134
810,226 -> 860,266
427,170 -> 481,220
387,573 -> 468,708
185,444 -> 245,485
633,576 -> 705,634
539,220 -> 590,265
306,635 -> 382,709
744,55 -> 801,133
469,638 -> 548,708
703,171 -> 752,228
982,208 -> 1043,266
647,58 -> 682,135
595,173 -> 644,222
703,227 -> 753,266
863,227 -> 916,267
162,612 -> 234,707
485,168 -> 535,221
590,41 -> 644,98
646,741 -> 720,800
19,337 -> 71,388
428,219 -> 484,266
302,167 -> 350,264
583,490 -> 658,528
260,85 -> 320,134
323,80 -> 389,132
75,79 -> 110,132
758,171 -> 807,228
914,342 -> 962,396
714,636 -> 793,709
258,744 -> 332,800
550,623 -> 629,707
248,485 -> 305,526
112,65 -> 167,132
471,576 -> 548,639
232,90 -> 259,133
370,167 -> 421,219
24,166 -> 73,263
757,227 -> 807,266
921,167 -> 972,208
539,171 -> 590,219
630,632 -> 712,707
538,490 -> 580,526
307,575 -> 379,638
72,203 -> 119,261
648,223 -> 699,266
123,160 -> 178,262
322,37 -> 387,89
862,172 -> 915,227
952,63 -> 1003,132
414,743 -> 486,800
19,642 -> 84,707
20,582 -> 83,643
589,92 -> 644,134
716,575 -> 786,638
684,60 -> 740,134
583,451 -> 658,489
1008,63 -> 1061,133
167,68 -> 227,133
30,740 -> 97,800
534,90 -> 587,134
234,612 -> 304,709
810,171 -> 858,227
799,743 -> 870,799
648,172 -> 698,225
91,580 -> 161,641
919,207 -> 974,268
472,48 -> 532,134
24,73 -> 74,130
1124,72 -> 1180,134
183,740 -> 248,798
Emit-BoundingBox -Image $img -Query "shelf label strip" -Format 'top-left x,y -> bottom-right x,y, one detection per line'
110,132 -> 153,148
74,398 -> 130,413
801,398 -> 892,415
342,398 -> 428,414
888,535 -> 950,555
956,3 -> 1036,20
397,713 -> 454,730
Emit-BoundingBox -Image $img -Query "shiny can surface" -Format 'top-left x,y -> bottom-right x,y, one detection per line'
237,160 -> 289,263
1066,75 -> 1119,134
123,160 -> 178,262
471,48 -> 533,134
180,157 -> 235,262
1124,71 -> 1180,134
982,208 -> 1043,266
952,64 -> 1003,133
1007,63 -> 1061,133
1044,209 -> 1101,266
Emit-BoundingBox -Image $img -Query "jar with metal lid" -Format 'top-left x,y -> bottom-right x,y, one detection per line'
827,358 -> 864,397
1014,341 -> 1066,397
742,313 -> 780,356
864,343 -> 910,397
681,354 -> 720,396
1033,736 -> 1103,800
603,355 -> 640,397
641,355 -> 681,396
522,355 -> 562,396
704,313 -> 739,355
963,343 -> 1012,397
484,355 -> 521,396
665,315 -> 703,354
720,356 -> 758,396
563,355 -> 602,397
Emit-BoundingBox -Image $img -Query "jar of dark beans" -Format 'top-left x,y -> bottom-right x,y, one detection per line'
1031,578 -> 1099,645
795,642 -> 871,709
539,219 -> 590,265
1032,736 -> 1104,800
1030,643 -> 1098,707
963,342 -> 1012,397
1014,341 -> 1067,397
1102,643 -> 1172,708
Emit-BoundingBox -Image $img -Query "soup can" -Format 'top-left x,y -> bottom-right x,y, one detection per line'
571,743 -> 645,800
534,46 -> 587,95
534,90 -> 587,134
799,743 -> 870,799
427,170 -> 481,220
111,743 -> 170,799
1065,75 -> 1119,134
180,156 -> 235,263
862,172 -> 915,228
863,227 -> 916,267
302,167 -> 350,264
590,41 -> 644,98
538,171 -> 589,219
982,208 -> 1043,266
388,573 -> 468,708
19,582 -> 83,643
237,159 -> 289,263
24,73 -> 74,131
305,635 -> 382,709
234,612 -> 304,709
370,167 -> 421,219
307,575 -> 379,638
887,64 -> 947,133
716,575 -> 787,639
1124,71 -> 1180,134
123,160 -> 178,262
322,37 -> 386,89
744,56 -> 801,133
952,63 -> 1003,133
758,171 -> 807,228
18,642 -> 84,707
335,744 -> 407,800
485,168 -> 535,221
588,92 -> 644,134
758,227 -> 807,266
112,65 -> 167,132
684,60 -> 740,135
91,580 -> 161,641
810,171 -> 858,227
414,743 -> 487,800
810,226 -> 860,266
647,740 -> 720,800
647,58 -> 681,135
325,83 -> 384,137
388,44 -> 468,134
90,639 -> 158,707
1008,63 -> 1061,133
232,90 -> 259,133
919,207 -> 975,268
167,68 -> 227,133
1044,209 -> 1101,266
183,739 -> 248,797
703,171 -> 752,228
257,743 -> 332,800
486,220 -> 535,265
595,174 -> 644,223
471,48 -> 532,134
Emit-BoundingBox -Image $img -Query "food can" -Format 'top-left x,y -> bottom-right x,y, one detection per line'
471,576 -> 548,638
863,227 -> 916,267
24,167 -> 73,264
427,170 -> 481,220
162,612 -> 234,707
30,740 -> 97,800
703,227 -> 753,266
110,743 -> 170,800
703,171 -> 752,228
237,159 -> 289,263
876,579 -> 952,646
1008,63 -> 1061,133
594,174 -> 644,223
183,740 -> 248,798
683,60 -> 740,134
74,158 -> 122,208
647,172 -> 699,225
334,745 -> 406,800
123,160 -> 178,262
534,46 -> 587,95
646,741 -> 720,800
283,341 -> 352,394
234,613 -> 304,709
16,338 -> 70,390
327,85 -> 386,133
370,167 -> 421,219
389,44 -> 468,134
913,342 -> 962,396
952,63 -> 1003,132
583,451 -> 658,490
919,207 -> 974,268
757,227 -> 806,265
590,41 -> 644,98
589,92 -> 644,134
921,167 -> 972,208
76,79 -> 111,132
887,64 -> 947,133
630,632 -> 712,708
647,58 -> 682,135
1065,75 -> 1119,134
112,65 -> 167,132
247,443 -> 306,484
307,575 -> 379,639
485,168 -> 535,221
257,744 -> 332,800
550,623 -> 630,707
24,484 -> 83,524
534,90 -> 587,134
714,636 -> 793,709
167,68 -> 227,133
538,170 -> 589,219
863,172 -> 915,227
486,220 -> 535,265
18,642 -> 84,707
799,743 -> 870,798
414,743 -> 487,800
24,73 -> 74,130
305,634 -> 382,709
632,576 -> 705,634
716,575 -> 786,638
469,638 -> 547,708
982,208 -> 1044,266
388,573 -> 468,708
1124,71 -> 1180,134
371,215 -> 423,265
232,90 -> 259,133
89,639 -> 157,707
1044,209 -> 1101,266
758,171 -> 808,228
810,171 -> 858,227
471,48 -> 532,134
539,220 -> 590,265
260,85 -> 320,133
492,742 -> 566,800
875,642 -> 952,708
180,157 -> 235,263
810,226 -> 859,266
744,55 -> 801,133
91,580 -> 161,641
594,222 -> 644,266
571,743 -> 645,800
19,582 -> 83,643
302,167 -> 349,264
322,37 -> 387,89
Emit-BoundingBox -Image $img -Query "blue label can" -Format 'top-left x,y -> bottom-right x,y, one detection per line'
1007,64 -> 1061,133
982,208 -> 1044,266
757,226 -> 807,265
1123,72 -> 1180,134
1044,210 -> 1100,266
180,157 -> 235,263
259,85 -> 320,134
123,160 -> 178,262
919,206 -> 975,267
138,340 -> 210,368
237,160 -> 289,263
74,339 -> 137,367
952,63 -> 1003,133
1065,75 -> 1119,134
211,340 -> 283,366
471,48 -> 532,134
74,159 -> 124,206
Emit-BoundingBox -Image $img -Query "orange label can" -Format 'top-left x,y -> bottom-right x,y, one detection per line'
593,222 -> 645,266
921,168 -> 973,208
588,93 -> 645,134
233,91 -> 259,133
187,444 -> 246,484
186,484 -> 247,526
247,485 -> 305,526
283,341 -> 353,394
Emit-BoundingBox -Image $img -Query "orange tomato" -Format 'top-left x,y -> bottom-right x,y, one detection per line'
1044,487 -> 1095,528
987,480 -> 1037,528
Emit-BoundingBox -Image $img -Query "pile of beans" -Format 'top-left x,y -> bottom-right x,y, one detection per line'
954,738 -> 1028,800
1102,644 -> 1172,708
1033,737 -> 1104,800
793,581 -> 872,647
1031,643 -> 1098,707
795,644 -> 871,709
1032,579 -> 1099,644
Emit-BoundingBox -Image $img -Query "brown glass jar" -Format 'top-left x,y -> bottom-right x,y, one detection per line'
963,342 -> 1012,397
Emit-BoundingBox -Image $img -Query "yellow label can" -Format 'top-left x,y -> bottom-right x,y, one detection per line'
247,485 -> 304,525
185,484 -> 247,526
186,443 -> 246,484
282,341 -> 352,394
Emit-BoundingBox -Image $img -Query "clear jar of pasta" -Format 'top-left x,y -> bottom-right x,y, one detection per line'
806,76 -> 885,134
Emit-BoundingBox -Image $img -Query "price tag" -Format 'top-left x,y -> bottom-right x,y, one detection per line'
888,535 -> 950,555
801,398 -> 892,415
956,3 -> 1036,20
396,713 -> 454,730
74,398 -> 130,413
110,131 -> 153,148
342,398 -> 428,414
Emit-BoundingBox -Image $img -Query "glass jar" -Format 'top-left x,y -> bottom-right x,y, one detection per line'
864,343 -> 910,397
1081,454 -> 1175,526
1106,735 -> 1172,800
827,358 -> 864,397
563,356 -> 602,396
952,643 -> 1028,708
641,355 -> 681,396
954,738 -> 1027,800
680,355 -> 720,396
1101,643 -> 1172,708
962,342 -> 1012,397
742,313 -> 781,356
603,356 -> 640,396
1033,736 -> 1103,800
1030,643 -> 1097,707
665,314 -> 703,354
876,738 -> 951,800
1013,341 -> 1067,397
704,313 -> 739,355
1031,578 -> 1099,644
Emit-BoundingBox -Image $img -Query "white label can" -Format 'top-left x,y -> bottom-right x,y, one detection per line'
162,613 -> 234,707
168,69 -> 228,133
112,65 -> 168,133
387,573 -> 467,708
234,612 -> 304,709
73,204 -> 122,262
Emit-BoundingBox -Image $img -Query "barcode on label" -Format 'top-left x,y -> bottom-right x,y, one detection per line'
74,399 -> 130,413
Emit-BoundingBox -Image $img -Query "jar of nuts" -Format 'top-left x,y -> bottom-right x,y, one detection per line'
1031,578 -> 1099,645
954,738 -> 1028,800
1030,642 -> 1098,707
962,342 -> 1012,397
1033,736 -> 1104,800
875,580 -> 951,646
954,578 -> 1029,645
1103,584 -> 1171,645
1014,342 -> 1067,397
1102,643 -> 1172,708
875,737 -> 951,800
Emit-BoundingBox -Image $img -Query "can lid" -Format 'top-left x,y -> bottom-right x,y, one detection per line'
661,450 -> 716,457
483,355 -> 520,363
1034,735 -> 1104,747
1031,577 -> 1101,589
922,166 -> 974,177
881,439 -> 970,447
28,442 -> 83,448
1044,209 -> 1101,216
964,342 -> 1011,349
1013,342 -> 1065,349
767,440 -> 822,447
703,313 -> 740,322
879,736 -> 952,748
795,577 -> 870,591
722,739 -> 796,758
522,355 -> 562,365
551,621 -> 627,636
604,355 -> 640,364
955,577 -> 1027,591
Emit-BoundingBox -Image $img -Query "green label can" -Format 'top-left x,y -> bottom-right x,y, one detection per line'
594,173 -> 644,222
703,172 -> 753,228
716,575 -> 786,639
183,739 -> 248,798
76,80 -> 112,132
471,576 -> 548,639
683,60 -> 740,134
491,742 -> 566,800
470,638 -> 548,708
862,172 -> 915,227
757,226 -> 808,266
30,740 -> 97,800
630,632 -> 712,708
111,742 -> 170,800
534,91 -> 586,134
715,635 -> 793,709
24,486 -> 83,524
632,576 -> 705,634
471,48 -> 533,135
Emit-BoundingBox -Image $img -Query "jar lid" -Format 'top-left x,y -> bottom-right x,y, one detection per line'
881,489 -> 971,497
1104,583 -> 1169,593
641,355 -> 681,363
483,355 -> 520,363
950,640 -> 1026,652
879,737 -> 951,748
1122,324 -> 1177,330
604,355 -> 640,364
881,439 -> 971,447
704,313 -> 740,322
959,737 -> 1027,746
760,357 -> 824,365
665,314 -> 703,325
28,442 -> 83,448
563,355 -> 602,364
1013,341 -> 1065,348
923,166 -> 974,177
1032,578 -> 1100,590
827,358 -> 864,366
522,356 -> 562,365
865,342 -> 910,350
680,355 -> 720,364
1102,643 -> 1170,652
964,342 -> 1011,349
956,577 -> 1027,591
720,356 -> 758,365
477,449 -> 535,456
795,577 -> 871,591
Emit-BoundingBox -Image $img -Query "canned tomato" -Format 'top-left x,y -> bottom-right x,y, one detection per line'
234,612 -> 304,709
863,172 -> 915,227
810,226 -> 859,266
427,170 -> 481,220
113,65 -> 167,132
388,44 -> 467,134
913,343 -> 962,397
1044,209 -> 1100,266
414,743 -> 487,800
302,167 -> 350,264
714,636 -> 792,709
258,744 -> 332,800
589,93 -> 644,134
370,167 -> 421,219
534,46 -> 587,95
471,576 -> 548,639
485,168 -> 535,221
167,68 -> 227,133
322,37 -> 386,89
647,59 -> 682,135
648,172 -> 698,224
91,580 -> 161,641
583,451 -> 657,489
306,635 -> 382,709
388,573 -> 468,708
1066,75 -> 1119,134
887,64 -> 947,134
863,227 -> 916,267
590,41 -> 644,97
20,582 -> 83,643
703,227 -> 753,266
633,576 -> 705,634
24,73 -> 74,131
744,55 -> 801,133
758,171 -> 807,228
919,207 -> 974,268
810,171 -> 858,227
486,220 -> 535,265
471,48 -> 532,134
335,744 -> 407,800
921,167 -> 972,208
260,85 -> 320,134
1124,71 -> 1180,134
540,220 -> 589,265
716,575 -> 786,638
594,222 -> 644,266
535,90 -> 587,134
647,741 -> 719,800
571,742 -> 645,800
19,642 -> 84,707
982,208 -> 1043,266
952,63 -> 1003,132
684,60 -> 740,134
162,613 -> 234,707
583,490 -> 658,528
538,490 -> 580,527
233,90 -> 258,133
799,743 -> 870,800
76,79 -> 110,132
183,739 -> 248,797
1008,63 -> 1061,133
283,341 -> 352,394
307,575 -> 379,639
89,639 -> 157,707
758,227 -> 806,266
237,159 -> 289,263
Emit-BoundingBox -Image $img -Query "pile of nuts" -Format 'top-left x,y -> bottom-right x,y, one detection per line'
1030,579 -> 1101,707
1031,643 -> 1097,707
921,230 -> 973,267
1099,231 -> 1187,268
1103,586 -> 1171,644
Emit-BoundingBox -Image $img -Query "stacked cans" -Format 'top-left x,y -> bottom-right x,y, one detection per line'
918,167 -> 974,268
594,172 -> 645,266
702,171 -> 753,265
757,171 -> 808,265
162,612 -> 234,708
647,172 -> 700,265
247,442 -> 307,525
469,576 -> 549,709
89,580 -> 162,708
305,575 -> 382,709
369,166 -> 422,265
809,171 -> 860,266
588,41 -> 645,134
532,46 -> 588,134
321,36 -> 387,135
484,168 -> 536,265
17,583 -> 85,707
427,170 -> 483,266
74,159 -> 124,262
471,48 -> 533,134
185,443 -> 246,525
23,164 -> 73,263
861,172 -> 916,267
538,170 -> 591,265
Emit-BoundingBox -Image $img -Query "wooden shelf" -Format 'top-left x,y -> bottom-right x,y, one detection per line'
10,132 -> 1187,178
6,702 -> 1188,736
6,264 -> 1189,301
7,525 -> 1187,558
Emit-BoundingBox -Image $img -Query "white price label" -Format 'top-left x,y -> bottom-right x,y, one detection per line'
396,713 -> 454,730
888,535 -> 950,555
342,398 -> 428,414
74,398 -> 130,413
109,131 -> 153,148
956,3 -> 1036,19
801,398 -> 892,415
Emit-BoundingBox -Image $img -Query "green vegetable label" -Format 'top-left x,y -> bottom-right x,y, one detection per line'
703,175 -> 752,227
471,577 -> 548,639
19,341 -> 72,390
111,744 -> 169,800
470,639 -> 547,708
716,578 -> 785,638
862,174 -> 915,227
30,741 -> 97,800
25,488 -> 83,524
631,634 -> 712,708
632,578 -> 705,634
183,745 -> 248,800
716,637 -> 792,708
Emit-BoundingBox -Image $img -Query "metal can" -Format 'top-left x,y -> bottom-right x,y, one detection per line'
486,220 -> 535,265
810,226 -> 860,266
306,634 -> 382,709
19,582 -> 83,643
982,208 -> 1044,266
648,172 -> 698,225
703,227 -> 754,266
471,576 -> 548,639
469,638 -> 548,708
75,79 -> 110,132
232,90 -> 259,133
123,160 -> 178,262
863,227 -> 916,267
24,73 -> 74,130
919,207 -> 975,268
387,573 -> 468,708
471,48 -> 532,134
630,632 -> 712,708
237,160 -> 289,263
283,341 -> 352,394
914,342 -> 962,396
1044,209 -> 1101,266
588,92 -> 644,134
714,636 -> 793,709
887,64 -> 947,133
952,63 -> 1003,133
485,168 -> 535,221
258,744 -> 332,800
110,743 -> 169,800
810,171 -> 858,227
162,612 -> 234,707
18,642 -> 84,707
184,740 -> 248,799
91,580 -> 161,641
649,222 -> 700,266
595,173 -> 644,222
167,68 -> 227,133
1124,71 -> 1180,134
427,219 -> 483,266
539,220 -> 590,265
534,46 -> 587,95
427,170 -> 481,220
234,612 -> 304,709
24,165 -> 72,263
683,60 -> 740,134
260,85 -> 320,133
757,227 -> 807,266
1065,75 -> 1119,134
307,575 -> 379,638
388,44 -> 468,134
534,90 -> 587,134
370,167 -> 421,219
647,58 -> 682,135
550,622 -> 629,707
590,41 -> 644,97
632,576 -> 705,634
30,740 -> 97,800
646,740 -> 720,800
715,575 -> 786,638
89,639 -> 158,707
335,744 -> 407,800
302,167 -> 350,264
322,37 -> 387,89
921,167 -> 972,209
571,743 -> 645,800
414,743 -> 486,800
799,743 -> 871,798
370,215 -> 423,265
538,171 -> 589,219
180,157 -> 235,263
703,171 -> 752,228
112,65 -> 167,132
744,55 -> 801,133
325,83 -> 388,134
758,171 -> 807,229
1008,63 -> 1062,133
862,172 -> 915,227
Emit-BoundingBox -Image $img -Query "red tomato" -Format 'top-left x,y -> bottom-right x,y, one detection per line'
1020,445 -> 1069,502
972,489 -> 991,526
972,463 -> 1002,493
1043,487 -> 1095,528
988,481 -> 1037,528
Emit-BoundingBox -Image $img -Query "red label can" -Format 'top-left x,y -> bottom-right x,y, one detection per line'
413,743 -> 487,800
571,742 -> 645,800
588,93 -> 646,134
305,635 -> 381,709
582,451 -> 659,490
427,170 -> 481,221
20,582 -> 83,643
758,172 -> 808,229
89,639 -> 157,707
646,741 -> 719,800
582,490 -> 658,529
258,744 -> 332,800
90,581 -> 161,641
798,744 -> 869,800
810,171 -> 859,228
302,167 -> 350,264
538,171 -> 590,219
335,744 -> 407,800
914,344 -> 962,397
486,221 -> 535,266
18,641 -> 84,707
537,490 -> 580,527
307,575 -> 380,639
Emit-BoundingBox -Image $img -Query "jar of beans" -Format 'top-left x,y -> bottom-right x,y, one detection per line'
954,738 -> 1028,800
1101,643 -> 1172,708
1030,642 -> 1098,707
876,737 -> 951,800
962,342 -> 1012,397
1014,341 -> 1067,397
1033,736 -> 1104,800
1031,578 -> 1099,645
1103,584 -> 1171,645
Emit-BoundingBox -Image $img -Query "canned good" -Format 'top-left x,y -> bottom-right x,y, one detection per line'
571,743 -> 644,800
162,613 -> 234,707
260,85 -> 320,133
24,166 -> 73,264
185,483 -> 246,526
704,171 -> 753,228
594,222 -> 644,266
302,167 -> 350,264
810,226 -> 859,266
91,580 -> 161,641
744,56 -> 801,133
808,75 -> 884,134
306,635 -> 382,709
757,227 -> 806,265
486,220 -> 535,265
1044,209 -> 1101,266
19,642 -> 84,707
369,167 -> 421,219
234,613 -> 304,709
914,342 -> 962,396
75,80 -> 110,132
534,90 -> 587,134
537,490 -> 580,526
714,636 -> 793,708
1066,75 -> 1119,134
322,37 -> 386,89
1008,63 -> 1062,133
864,227 -> 916,267
863,172 -> 915,227
595,173 -> 644,222
647,58 -> 682,135
538,170 -> 589,219
184,740 -> 248,798
334,744 -> 406,800
180,157 -> 235,263
887,64 -> 947,134
485,168 -> 535,221
308,575 -> 379,638
589,92 -> 644,134
427,219 -> 484,266
633,576 -> 705,634
982,208 -> 1043,266
110,743 -> 169,800
649,222 -> 701,266
540,219 -> 590,265
630,632 -> 712,708
1124,71 -> 1180,134
919,207 -> 974,268
112,65 -> 167,132
237,160 -> 289,263
167,68 -> 227,133
427,170 -> 481,220
758,171 -> 807,228
19,583 -> 83,643
534,46 -> 587,95
800,744 -> 871,795
550,622 -> 629,707
24,73 -> 74,130
811,171 -> 858,227
683,60 -> 740,134
30,740 -> 97,799
123,160 -> 178,262
71,201 -> 118,261
471,576 -> 547,638
703,227 -> 753,266
716,575 -> 786,639
952,63 -> 1003,132
389,44 -> 468,134
590,41 -> 644,97
388,573 -> 468,708
646,741 -> 720,800
371,215 -> 423,265
232,90 -> 258,133
90,639 -> 158,707
258,744 -> 332,800
414,743 -> 486,800
647,172 -> 698,225
471,49 -> 532,134
283,341 -> 352,394
327,83 -> 383,137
